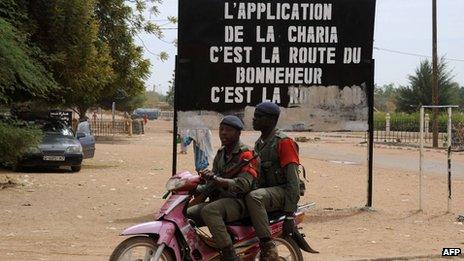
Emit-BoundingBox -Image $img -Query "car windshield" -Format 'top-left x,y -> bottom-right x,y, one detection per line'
42,122 -> 74,136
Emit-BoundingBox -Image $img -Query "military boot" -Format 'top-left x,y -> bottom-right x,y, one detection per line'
259,240 -> 279,260
220,245 -> 239,261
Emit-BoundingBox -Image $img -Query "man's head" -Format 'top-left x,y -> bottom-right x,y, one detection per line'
252,102 -> 280,131
219,115 -> 243,147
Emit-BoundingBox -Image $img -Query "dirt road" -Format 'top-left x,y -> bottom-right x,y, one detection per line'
1,120 -> 463,260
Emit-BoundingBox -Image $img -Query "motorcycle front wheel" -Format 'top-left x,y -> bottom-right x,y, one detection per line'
109,236 -> 175,261
255,237 -> 303,261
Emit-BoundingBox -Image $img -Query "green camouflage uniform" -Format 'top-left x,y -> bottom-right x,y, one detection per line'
187,141 -> 256,249
245,129 -> 300,239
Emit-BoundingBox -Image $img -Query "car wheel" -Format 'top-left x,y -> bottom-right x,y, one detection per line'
71,165 -> 82,172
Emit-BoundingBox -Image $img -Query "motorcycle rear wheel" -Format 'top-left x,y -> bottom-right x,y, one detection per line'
109,236 -> 174,261
255,237 -> 303,261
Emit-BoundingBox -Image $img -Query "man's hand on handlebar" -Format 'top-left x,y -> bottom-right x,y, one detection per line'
198,169 -> 230,189
198,169 -> 215,180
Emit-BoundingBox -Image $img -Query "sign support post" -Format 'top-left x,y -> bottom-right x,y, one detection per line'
172,56 -> 179,176
366,60 -> 375,208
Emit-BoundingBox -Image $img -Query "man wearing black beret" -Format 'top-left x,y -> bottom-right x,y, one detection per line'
245,102 -> 301,260
187,115 -> 259,261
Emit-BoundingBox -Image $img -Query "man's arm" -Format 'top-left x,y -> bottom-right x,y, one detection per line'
214,172 -> 255,194
278,138 -> 301,213
282,163 -> 300,213
212,150 -> 258,194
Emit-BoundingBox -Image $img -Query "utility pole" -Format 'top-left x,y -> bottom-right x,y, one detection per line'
432,0 -> 439,147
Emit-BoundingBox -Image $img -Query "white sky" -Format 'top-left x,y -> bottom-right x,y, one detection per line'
136,0 -> 464,94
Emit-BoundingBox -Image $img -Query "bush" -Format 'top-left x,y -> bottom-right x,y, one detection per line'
374,112 -> 464,132
0,121 -> 43,166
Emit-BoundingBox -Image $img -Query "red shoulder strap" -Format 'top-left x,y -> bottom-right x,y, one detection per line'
239,150 -> 259,178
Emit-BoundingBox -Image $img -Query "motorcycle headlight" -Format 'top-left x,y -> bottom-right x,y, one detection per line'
165,178 -> 187,191
65,145 -> 82,154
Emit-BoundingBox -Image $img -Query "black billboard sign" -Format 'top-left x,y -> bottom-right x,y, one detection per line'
177,0 -> 376,131
49,110 -> 73,127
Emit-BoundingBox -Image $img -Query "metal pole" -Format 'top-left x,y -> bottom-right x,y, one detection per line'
432,0 -> 439,147
447,107 -> 452,212
366,61 -> 375,208
367,100 -> 374,207
419,107 -> 424,211
172,56 -> 178,176
112,102 -> 116,136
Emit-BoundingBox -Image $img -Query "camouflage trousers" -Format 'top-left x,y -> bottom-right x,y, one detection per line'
187,197 -> 247,249
245,186 -> 286,239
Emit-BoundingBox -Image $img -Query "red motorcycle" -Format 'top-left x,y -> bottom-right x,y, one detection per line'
110,171 -> 317,260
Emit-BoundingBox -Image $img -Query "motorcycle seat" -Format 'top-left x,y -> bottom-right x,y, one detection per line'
225,211 -> 286,226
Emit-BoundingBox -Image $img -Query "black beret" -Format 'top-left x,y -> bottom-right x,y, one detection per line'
221,115 -> 244,130
255,102 -> 280,117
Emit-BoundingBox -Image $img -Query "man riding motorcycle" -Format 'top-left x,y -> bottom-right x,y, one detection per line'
245,102 -> 301,260
187,115 -> 259,261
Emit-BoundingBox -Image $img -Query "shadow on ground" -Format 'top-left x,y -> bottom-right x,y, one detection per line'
306,207 -> 367,223
8,166 -> 73,174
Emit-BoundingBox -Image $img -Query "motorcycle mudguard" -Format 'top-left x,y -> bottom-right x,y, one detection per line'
291,230 -> 319,253
121,221 -> 182,260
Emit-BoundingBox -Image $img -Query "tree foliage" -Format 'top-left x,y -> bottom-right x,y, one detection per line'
0,1 -> 58,104
0,0 -> 30,31
374,83 -> 399,112
165,72 -> 175,108
0,121 -> 43,166
396,58 -> 460,112
1,0 -> 166,117
28,0 -> 114,118
144,89 -> 166,108
95,0 -> 152,112
458,86 -> 464,107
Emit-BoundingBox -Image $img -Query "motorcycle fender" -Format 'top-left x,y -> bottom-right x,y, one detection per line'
121,221 -> 182,260
291,230 -> 319,254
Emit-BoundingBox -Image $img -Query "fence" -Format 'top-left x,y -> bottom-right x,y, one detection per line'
372,112 -> 464,149
452,122 -> 464,151
90,119 -> 144,136
160,110 -> 174,120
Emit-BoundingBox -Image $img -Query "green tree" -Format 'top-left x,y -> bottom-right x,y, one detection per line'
0,18 -> 58,104
374,83 -> 398,112
457,85 -> 464,107
144,88 -> 166,108
28,0 -> 114,118
396,58 -> 460,112
0,0 -> 30,31
165,72 -> 175,108
0,121 -> 43,166
94,0 -> 154,112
